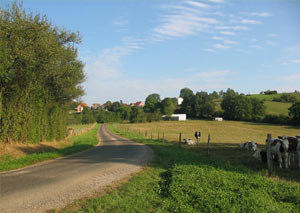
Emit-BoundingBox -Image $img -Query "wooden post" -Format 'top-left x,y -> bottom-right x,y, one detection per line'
158,131 -> 160,140
179,132 -> 182,147
266,133 -> 273,177
207,134 -> 211,155
151,131 -> 153,140
145,130 -> 147,137
163,132 -> 165,142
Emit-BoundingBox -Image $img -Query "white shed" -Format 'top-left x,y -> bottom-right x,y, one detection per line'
214,117 -> 223,121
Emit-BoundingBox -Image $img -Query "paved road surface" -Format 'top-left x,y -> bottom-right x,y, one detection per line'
0,125 -> 153,212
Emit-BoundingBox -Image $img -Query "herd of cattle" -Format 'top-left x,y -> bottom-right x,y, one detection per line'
241,135 -> 300,168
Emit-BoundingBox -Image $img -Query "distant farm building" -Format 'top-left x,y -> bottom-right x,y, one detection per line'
177,97 -> 184,105
91,103 -> 101,110
130,101 -> 145,108
162,114 -> 186,121
214,117 -> 223,121
76,103 -> 87,113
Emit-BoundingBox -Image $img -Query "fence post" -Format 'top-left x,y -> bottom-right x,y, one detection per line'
145,130 -> 147,137
151,131 -> 153,140
158,131 -> 160,140
179,132 -> 182,147
163,132 -> 165,142
266,133 -> 273,177
207,134 -> 211,155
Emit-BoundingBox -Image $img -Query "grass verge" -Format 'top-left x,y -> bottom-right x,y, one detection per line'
0,124 -> 100,172
62,124 -> 300,213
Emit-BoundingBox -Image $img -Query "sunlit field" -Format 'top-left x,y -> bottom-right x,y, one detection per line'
115,120 -> 300,145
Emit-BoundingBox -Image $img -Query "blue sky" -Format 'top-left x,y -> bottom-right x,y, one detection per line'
1,0 -> 300,105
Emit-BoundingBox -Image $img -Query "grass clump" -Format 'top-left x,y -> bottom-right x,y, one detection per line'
63,124 -> 300,213
0,124 -> 100,172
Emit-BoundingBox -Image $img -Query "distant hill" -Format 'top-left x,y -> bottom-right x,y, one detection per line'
214,92 -> 300,116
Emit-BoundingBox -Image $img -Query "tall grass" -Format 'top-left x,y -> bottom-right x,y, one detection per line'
0,124 -> 100,172
62,124 -> 300,212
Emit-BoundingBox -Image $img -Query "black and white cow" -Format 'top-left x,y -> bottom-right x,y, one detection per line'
240,141 -> 257,151
267,138 -> 289,168
278,136 -> 300,167
184,138 -> 195,145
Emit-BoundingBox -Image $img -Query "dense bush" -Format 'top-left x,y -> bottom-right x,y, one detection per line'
263,114 -> 290,125
0,3 -> 84,143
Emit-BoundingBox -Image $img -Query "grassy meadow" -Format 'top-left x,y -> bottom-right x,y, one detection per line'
62,122 -> 300,212
264,100 -> 291,115
116,120 -> 300,145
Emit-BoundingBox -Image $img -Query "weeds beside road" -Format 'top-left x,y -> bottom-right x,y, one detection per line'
0,124 -> 100,172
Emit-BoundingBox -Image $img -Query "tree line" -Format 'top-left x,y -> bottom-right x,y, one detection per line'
74,87 -> 300,126
0,2 -> 85,143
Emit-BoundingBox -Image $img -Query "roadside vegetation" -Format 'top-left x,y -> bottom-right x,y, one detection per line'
0,124 -> 100,172
62,123 -> 300,212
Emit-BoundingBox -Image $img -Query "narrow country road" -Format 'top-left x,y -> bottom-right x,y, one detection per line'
0,125 -> 153,212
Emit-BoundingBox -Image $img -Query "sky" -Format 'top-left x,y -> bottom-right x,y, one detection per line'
1,0 -> 300,105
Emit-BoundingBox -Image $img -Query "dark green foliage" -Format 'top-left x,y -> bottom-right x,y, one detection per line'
82,107 -> 96,124
130,107 -> 147,123
147,109 -> 162,122
273,93 -> 298,103
264,90 -> 278,95
289,101 -> 300,125
144,93 -> 161,113
0,2 -> 85,143
263,114 -> 290,125
96,111 -> 121,123
221,95 -> 266,121
161,97 -> 176,116
193,91 -> 216,119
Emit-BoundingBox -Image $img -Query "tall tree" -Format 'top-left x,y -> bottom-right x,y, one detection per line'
289,101 -> 300,125
0,2 -> 85,143
161,98 -> 176,116
144,93 -> 161,113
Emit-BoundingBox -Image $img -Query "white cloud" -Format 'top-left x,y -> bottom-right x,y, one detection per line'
283,74 -> 300,81
220,31 -> 236,36
184,1 -> 210,9
248,12 -> 272,17
204,48 -> 216,52
206,0 -> 225,3
152,2 -> 218,41
213,43 -> 231,49
267,33 -> 278,37
250,38 -> 258,42
224,40 -> 238,44
241,19 -> 261,24
216,25 -> 248,30
195,70 -> 232,79
266,41 -> 277,46
249,45 -> 262,49
289,59 -> 300,63
211,36 -> 224,40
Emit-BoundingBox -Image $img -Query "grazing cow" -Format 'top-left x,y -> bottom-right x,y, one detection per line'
253,150 -> 279,163
184,138 -> 195,145
253,150 -> 267,163
267,138 -> 289,168
279,136 -> 300,167
240,141 -> 257,151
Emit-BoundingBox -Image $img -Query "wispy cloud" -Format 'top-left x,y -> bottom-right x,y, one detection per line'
216,25 -> 248,30
241,19 -> 261,24
220,31 -> 236,36
211,36 -> 224,40
224,40 -> 238,44
204,48 -> 216,52
249,45 -> 262,49
266,41 -> 277,46
247,12 -> 272,17
152,1 -> 218,41
213,43 -> 231,49
289,59 -> 300,63
267,33 -> 278,37
283,74 -> 300,81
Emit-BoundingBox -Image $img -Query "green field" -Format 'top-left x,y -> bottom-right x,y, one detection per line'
62,122 -> 300,212
264,101 -> 291,116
